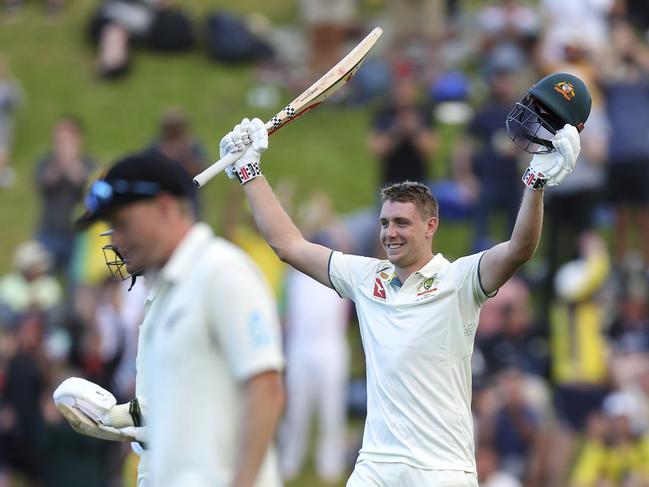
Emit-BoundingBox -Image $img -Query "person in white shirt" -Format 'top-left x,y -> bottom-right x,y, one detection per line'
54,152 -> 285,487
218,72 -> 590,486
281,266 -> 350,482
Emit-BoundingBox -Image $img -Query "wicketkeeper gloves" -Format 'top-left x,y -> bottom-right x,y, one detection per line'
522,124 -> 581,190
220,117 -> 268,184
53,377 -> 146,445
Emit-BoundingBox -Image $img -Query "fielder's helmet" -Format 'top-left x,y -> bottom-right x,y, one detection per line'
506,72 -> 591,153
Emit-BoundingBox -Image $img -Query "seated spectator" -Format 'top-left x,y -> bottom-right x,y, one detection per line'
568,411 -> 610,487
35,116 -> 95,273
608,273 -> 649,355
478,277 -> 548,378
0,312 -> 47,485
0,241 -> 63,328
483,368 -> 541,480
88,0 -> 194,79
601,392 -> 649,485
571,393 -> 649,487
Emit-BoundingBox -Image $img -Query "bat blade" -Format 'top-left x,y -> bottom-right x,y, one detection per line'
193,27 -> 383,188
266,27 -> 383,135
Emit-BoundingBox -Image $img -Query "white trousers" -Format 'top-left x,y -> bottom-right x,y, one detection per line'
347,461 -> 479,487
280,343 -> 349,482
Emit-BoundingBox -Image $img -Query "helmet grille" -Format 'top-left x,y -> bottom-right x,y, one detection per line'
506,94 -> 560,154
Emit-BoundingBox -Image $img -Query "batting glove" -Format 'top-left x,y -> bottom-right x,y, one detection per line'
53,377 -> 116,426
53,378 -> 147,444
221,118 -> 268,184
522,124 -> 581,190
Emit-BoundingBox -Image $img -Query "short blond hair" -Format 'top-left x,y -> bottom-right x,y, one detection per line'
380,181 -> 438,220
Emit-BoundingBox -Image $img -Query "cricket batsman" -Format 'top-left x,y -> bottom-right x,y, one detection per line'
217,72 -> 590,486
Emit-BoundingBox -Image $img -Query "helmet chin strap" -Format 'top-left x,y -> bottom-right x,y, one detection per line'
127,273 -> 140,292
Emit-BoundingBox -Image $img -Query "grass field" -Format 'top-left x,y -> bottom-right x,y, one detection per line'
0,0 -> 396,272
0,2 -> 476,485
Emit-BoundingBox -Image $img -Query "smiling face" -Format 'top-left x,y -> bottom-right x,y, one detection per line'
379,200 -> 438,275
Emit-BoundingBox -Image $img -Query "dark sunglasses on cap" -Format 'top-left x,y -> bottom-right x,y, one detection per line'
84,179 -> 162,213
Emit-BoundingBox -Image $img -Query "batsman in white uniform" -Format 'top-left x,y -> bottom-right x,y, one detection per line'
53,153 -> 285,487
219,72 -> 591,485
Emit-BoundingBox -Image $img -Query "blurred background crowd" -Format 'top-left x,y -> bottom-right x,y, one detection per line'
2,0 -> 649,486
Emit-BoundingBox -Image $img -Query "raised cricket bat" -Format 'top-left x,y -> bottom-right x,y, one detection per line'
193,26 -> 383,188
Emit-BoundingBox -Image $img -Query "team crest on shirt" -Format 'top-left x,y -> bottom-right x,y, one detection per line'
415,273 -> 439,301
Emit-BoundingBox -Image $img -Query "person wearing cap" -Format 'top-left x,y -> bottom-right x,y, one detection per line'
218,72 -> 589,485
54,152 -> 285,487
0,240 -> 63,327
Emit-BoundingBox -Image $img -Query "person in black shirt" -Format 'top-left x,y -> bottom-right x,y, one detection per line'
368,76 -> 436,187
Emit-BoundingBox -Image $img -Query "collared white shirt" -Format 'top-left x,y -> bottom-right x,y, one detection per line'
138,223 -> 284,487
329,251 -> 493,473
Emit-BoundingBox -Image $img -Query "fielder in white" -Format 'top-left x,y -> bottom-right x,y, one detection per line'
54,153 -> 285,487
219,72 -> 591,486
281,267 -> 350,482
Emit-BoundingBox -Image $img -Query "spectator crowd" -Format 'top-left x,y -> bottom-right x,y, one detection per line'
3,0 -> 649,486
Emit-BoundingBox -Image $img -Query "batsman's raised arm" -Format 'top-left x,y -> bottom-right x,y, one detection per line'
221,118 -> 334,287
480,123 -> 583,294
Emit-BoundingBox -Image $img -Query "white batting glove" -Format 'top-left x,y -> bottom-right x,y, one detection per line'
522,124 -> 581,190
53,378 -> 148,445
220,117 -> 268,184
53,377 -> 115,426
55,399 -> 143,442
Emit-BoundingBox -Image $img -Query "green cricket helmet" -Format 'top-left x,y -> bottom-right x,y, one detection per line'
506,72 -> 592,153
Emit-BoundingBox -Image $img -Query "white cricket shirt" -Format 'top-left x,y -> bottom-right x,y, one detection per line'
329,251 -> 493,473
139,223 -> 284,487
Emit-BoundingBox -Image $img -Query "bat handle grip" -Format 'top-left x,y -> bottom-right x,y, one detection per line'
193,151 -> 241,188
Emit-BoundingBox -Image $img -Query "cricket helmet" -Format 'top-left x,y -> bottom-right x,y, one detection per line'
506,72 -> 591,153
76,152 -> 195,229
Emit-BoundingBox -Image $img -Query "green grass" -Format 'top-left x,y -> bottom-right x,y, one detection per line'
0,0 -> 382,273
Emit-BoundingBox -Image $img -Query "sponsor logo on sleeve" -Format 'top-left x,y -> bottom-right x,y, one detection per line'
248,311 -> 272,348
373,277 -> 387,300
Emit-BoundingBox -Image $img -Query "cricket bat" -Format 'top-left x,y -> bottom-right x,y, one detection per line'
193,26 -> 383,188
